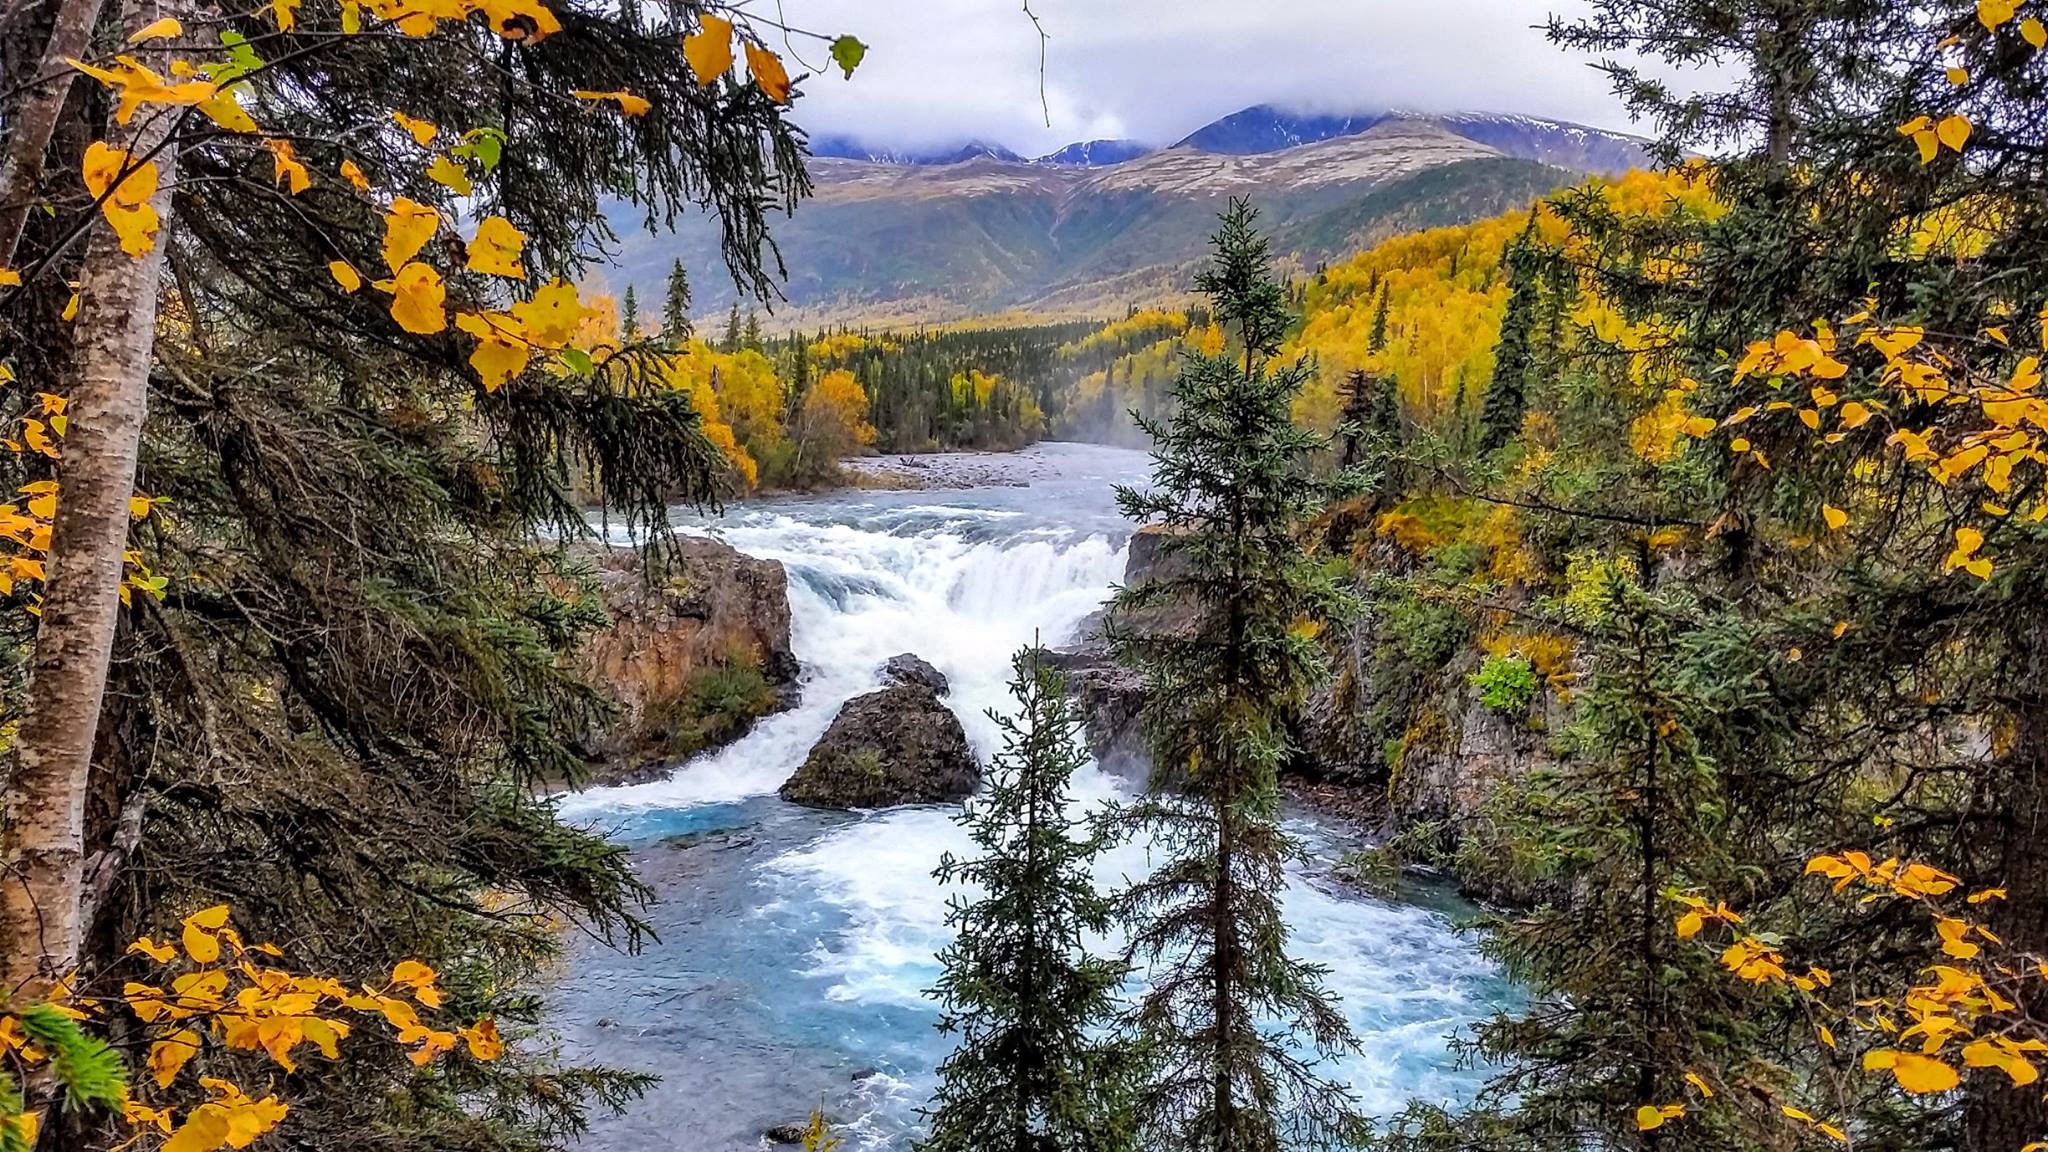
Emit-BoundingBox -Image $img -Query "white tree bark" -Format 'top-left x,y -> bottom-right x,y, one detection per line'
0,0 -> 112,266
1,0 -> 179,996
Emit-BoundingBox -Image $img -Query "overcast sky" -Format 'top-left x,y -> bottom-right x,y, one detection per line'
771,0 -> 1649,156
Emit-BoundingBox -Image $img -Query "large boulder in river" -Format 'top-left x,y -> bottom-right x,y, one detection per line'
779,684 -> 978,809
879,653 -> 948,696
571,539 -> 800,785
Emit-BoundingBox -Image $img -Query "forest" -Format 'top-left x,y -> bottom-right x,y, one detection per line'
4,0 -> 2048,1151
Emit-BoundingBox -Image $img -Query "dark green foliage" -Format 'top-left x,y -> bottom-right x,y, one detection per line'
1367,284 -> 1391,354
806,322 -> 1102,452
662,258 -> 694,339
721,302 -> 743,352
656,656 -> 778,759
620,284 -> 641,340
1108,200 -> 1364,1152
922,650 -> 1139,1152
14,1003 -> 125,1114
1477,215 -> 1538,452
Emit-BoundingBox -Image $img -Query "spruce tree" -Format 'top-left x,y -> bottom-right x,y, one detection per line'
1366,283 -> 1391,354
663,258 -> 694,339
1109,199 -> 1364,1152
923,649 -> 1138,1152
742,307 -> 764,352
721,301 -> 743,352
1335,369 -> 1373,468
1477,213 -> 1539,452
620,284 -> 640,341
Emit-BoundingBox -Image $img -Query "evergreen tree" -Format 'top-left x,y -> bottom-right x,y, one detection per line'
662,258 -> 694,339
742,307 -> 764,352
1477,214 -> 1539,452
1335,369 -> 1374,468
721,301 -> 743,352
620,284 -> 640,341
923,649 -> 1139,1152
1366,283 -> 1391,354
1109,200 -> 1364,1152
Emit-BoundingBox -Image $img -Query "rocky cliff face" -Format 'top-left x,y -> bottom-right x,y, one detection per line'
574,538 -> 799,784
1062,525 -> 1561,900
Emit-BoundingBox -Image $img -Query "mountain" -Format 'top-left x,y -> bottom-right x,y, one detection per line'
1172,105 -> 1650,176
612,118 -> 1586,328
1174,105 -> 1385,153
808,135 -> 1025,165
1036,139 -> 1152,167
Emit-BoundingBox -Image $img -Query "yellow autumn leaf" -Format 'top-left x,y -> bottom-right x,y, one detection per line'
571,89 -> 652,117
128,935 -> 177,962
1635,1103 -> 1684,1131
340,159 -> 371,192
1980,0 -> 2017,29
328,261 -> 362,292
466,216 -> 526,278
127,16 -> 182,41
180,903 -> 229,963
476,0 -> 562,40
1943,525 -> 1992,580
1864,1049 -> 1960,1094
380,197 -> 439,272
161,1105 -> 231,1152
386,262 -> 447,334
1963,1038 -> 2041,1087
744,40 -> 791,103
197,90 -> 257,133
455,311 -> 531,392
508,278 -> 583,348
684,14 -> 733,85
68,55 -> 215,125
1936,114 -> 1972,153
392,110 -> 439,146
1822,504 -> 1847,531
150,1028 -> 201,1088
270,0 -> 300,30
460,1017 -> 503,1060
264,138 -> 310,194
2023,17 -> 2047,47
82,141 -> 161,257
425,154 -> 472,195
0,268 -> 19,286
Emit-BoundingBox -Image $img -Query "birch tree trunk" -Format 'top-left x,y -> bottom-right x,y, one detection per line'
0,0 -> 177,995
0,0 -> 111,267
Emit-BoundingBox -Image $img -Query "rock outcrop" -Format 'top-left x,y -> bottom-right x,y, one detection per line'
779,683 -> 978,809
879,652 -> 949,696
573,538 -> 799,785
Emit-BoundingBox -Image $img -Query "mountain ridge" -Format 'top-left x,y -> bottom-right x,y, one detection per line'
613,116 -> 1596,328
800,103 -> 1650,175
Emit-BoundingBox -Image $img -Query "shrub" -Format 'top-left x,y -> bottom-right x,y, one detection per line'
660,655 -> 777,758
1471,653 -> 1540,714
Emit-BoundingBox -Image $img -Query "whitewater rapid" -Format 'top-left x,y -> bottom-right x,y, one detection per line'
553,443 -> 1513,1150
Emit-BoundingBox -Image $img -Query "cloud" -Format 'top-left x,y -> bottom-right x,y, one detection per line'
775,0 -> 1644,156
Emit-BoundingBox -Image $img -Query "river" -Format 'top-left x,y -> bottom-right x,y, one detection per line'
552,441 -> 1516,1150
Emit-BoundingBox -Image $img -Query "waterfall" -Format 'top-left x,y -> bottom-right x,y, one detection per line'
551,444 -> 1516,1151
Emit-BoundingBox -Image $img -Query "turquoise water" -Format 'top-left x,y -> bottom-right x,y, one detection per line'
552,443 -> 1516,1149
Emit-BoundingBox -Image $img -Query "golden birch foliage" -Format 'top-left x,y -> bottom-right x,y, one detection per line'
1650,854 -> 2046,1143
0,908 -> 499,1151
1287,170 -> 1716,432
